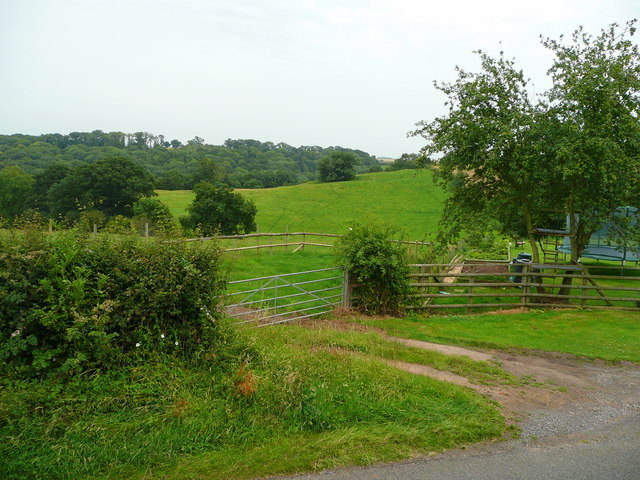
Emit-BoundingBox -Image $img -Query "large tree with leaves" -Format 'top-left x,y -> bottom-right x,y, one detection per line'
47,157 -> 156,219
412,20 -> 640,264
540,21 -> 640,262
410,50 -> 555,262
185,182 -> 257,236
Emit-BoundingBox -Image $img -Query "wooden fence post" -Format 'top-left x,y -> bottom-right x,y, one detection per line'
285,225 -> 289,252
256,225 -> 260,256
93,224 -> 97,239
581,267 -> 588,308
144,222 -> 149,238
342,269 -> 352,309
467,276 -> 474,315
521,264 -> 530,309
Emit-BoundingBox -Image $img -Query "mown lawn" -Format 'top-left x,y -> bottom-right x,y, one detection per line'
352,309 -> 640,363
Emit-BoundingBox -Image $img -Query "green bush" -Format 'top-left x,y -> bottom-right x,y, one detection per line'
132,197 -> 180,236
0,229 -> 231,378
336,223 -> 410,315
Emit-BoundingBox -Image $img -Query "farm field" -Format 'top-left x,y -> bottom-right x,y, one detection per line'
157,169 -> 445,240
352,309 -> 640,363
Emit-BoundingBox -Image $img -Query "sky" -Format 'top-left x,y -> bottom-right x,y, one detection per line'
0,0 -> 637,158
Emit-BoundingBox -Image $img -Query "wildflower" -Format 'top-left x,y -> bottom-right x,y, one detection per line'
11,329 -> 21,338
160,334 -> 165,339
175,341 -> 179,346
135,343 -> 141,347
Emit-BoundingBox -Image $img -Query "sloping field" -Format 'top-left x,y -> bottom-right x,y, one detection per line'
157,169 -> 445,240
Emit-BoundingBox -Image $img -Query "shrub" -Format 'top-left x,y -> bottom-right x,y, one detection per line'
0,229 -> 231,378
336,223 -> 410,315
132,197 -> 180,236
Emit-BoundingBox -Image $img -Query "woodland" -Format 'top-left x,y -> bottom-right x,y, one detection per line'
0,133 -> 379,190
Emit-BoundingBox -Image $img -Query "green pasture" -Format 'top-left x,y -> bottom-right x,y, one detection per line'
157,169 -> 445,240
352,309 -> 640,363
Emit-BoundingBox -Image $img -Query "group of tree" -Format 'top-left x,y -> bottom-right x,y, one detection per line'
0,156 -> 258,236
0,135 -> 378,190
411,20 -> 640,265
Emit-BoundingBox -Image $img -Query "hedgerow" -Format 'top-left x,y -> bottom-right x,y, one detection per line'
0,229 -> 237,378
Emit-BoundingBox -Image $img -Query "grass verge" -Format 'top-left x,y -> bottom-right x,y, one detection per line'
1,323 -> 506,480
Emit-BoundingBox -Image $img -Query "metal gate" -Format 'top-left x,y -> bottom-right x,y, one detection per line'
224,267 -> 347,326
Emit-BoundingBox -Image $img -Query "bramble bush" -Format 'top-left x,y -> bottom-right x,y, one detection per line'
336,223 -> 410,315
0,228 -> 238,378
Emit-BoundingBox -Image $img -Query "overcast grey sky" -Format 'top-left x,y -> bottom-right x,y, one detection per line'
0,0 -> 637,157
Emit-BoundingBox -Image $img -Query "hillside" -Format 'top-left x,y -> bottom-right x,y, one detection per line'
157,169 -> 445,240
0,133 -> 378,189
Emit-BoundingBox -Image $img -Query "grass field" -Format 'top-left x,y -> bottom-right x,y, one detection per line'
157,169 -> 445,240
352,309 -> 640,363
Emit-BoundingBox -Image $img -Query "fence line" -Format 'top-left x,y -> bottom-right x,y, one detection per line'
184,231 -> 433,254
406,262 -> 640,312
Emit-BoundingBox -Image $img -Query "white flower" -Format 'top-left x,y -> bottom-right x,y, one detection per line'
174,341 -> 179,346
160,334 -> 165,339
11,329 -> 21,338
135,343 -> 141,347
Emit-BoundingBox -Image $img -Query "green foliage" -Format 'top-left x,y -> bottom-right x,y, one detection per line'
47,156 -> 156,219
0,165 -> 34,221
336,223 -> 410,315
317,151 -> 360,182
412,20 -> 640,263
0,324 -> 505,480
132,197 -> 180,235
76,209 -> 108,232
540,21 -> 640,260
0,230 -> 230,378
0,133 -> 379,190
185,181 -> 257,236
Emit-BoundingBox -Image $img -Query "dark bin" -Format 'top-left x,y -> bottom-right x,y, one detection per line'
510,253 -> 532,283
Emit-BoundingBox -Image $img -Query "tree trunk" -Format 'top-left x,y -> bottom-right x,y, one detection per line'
558,199 -> 579,297
524,206 -> 545,297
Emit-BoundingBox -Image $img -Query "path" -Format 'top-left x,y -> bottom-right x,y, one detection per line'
272,338 -> 640,479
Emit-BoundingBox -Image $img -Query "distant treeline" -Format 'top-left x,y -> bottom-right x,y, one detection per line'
0,131 -> 381,190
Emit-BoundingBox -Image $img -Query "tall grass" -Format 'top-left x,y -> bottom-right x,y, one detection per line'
0,324 -> 507,480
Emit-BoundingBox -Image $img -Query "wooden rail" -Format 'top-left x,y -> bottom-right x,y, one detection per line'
407,262 -> 640,313
184,232 -> 433,255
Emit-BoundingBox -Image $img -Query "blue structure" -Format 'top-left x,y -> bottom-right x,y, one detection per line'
557,206 -> 639,262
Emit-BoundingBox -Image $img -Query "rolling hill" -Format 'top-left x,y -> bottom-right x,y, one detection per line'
157,169 -> 445,240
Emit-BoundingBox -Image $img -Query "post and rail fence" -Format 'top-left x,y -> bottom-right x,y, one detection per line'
406,262 -> 640,313
185,231 -> 433,257
221,260 -> 639,327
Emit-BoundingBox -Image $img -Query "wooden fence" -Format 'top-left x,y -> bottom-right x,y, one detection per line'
185,231 -> 433,257
407,262 -> 640,313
